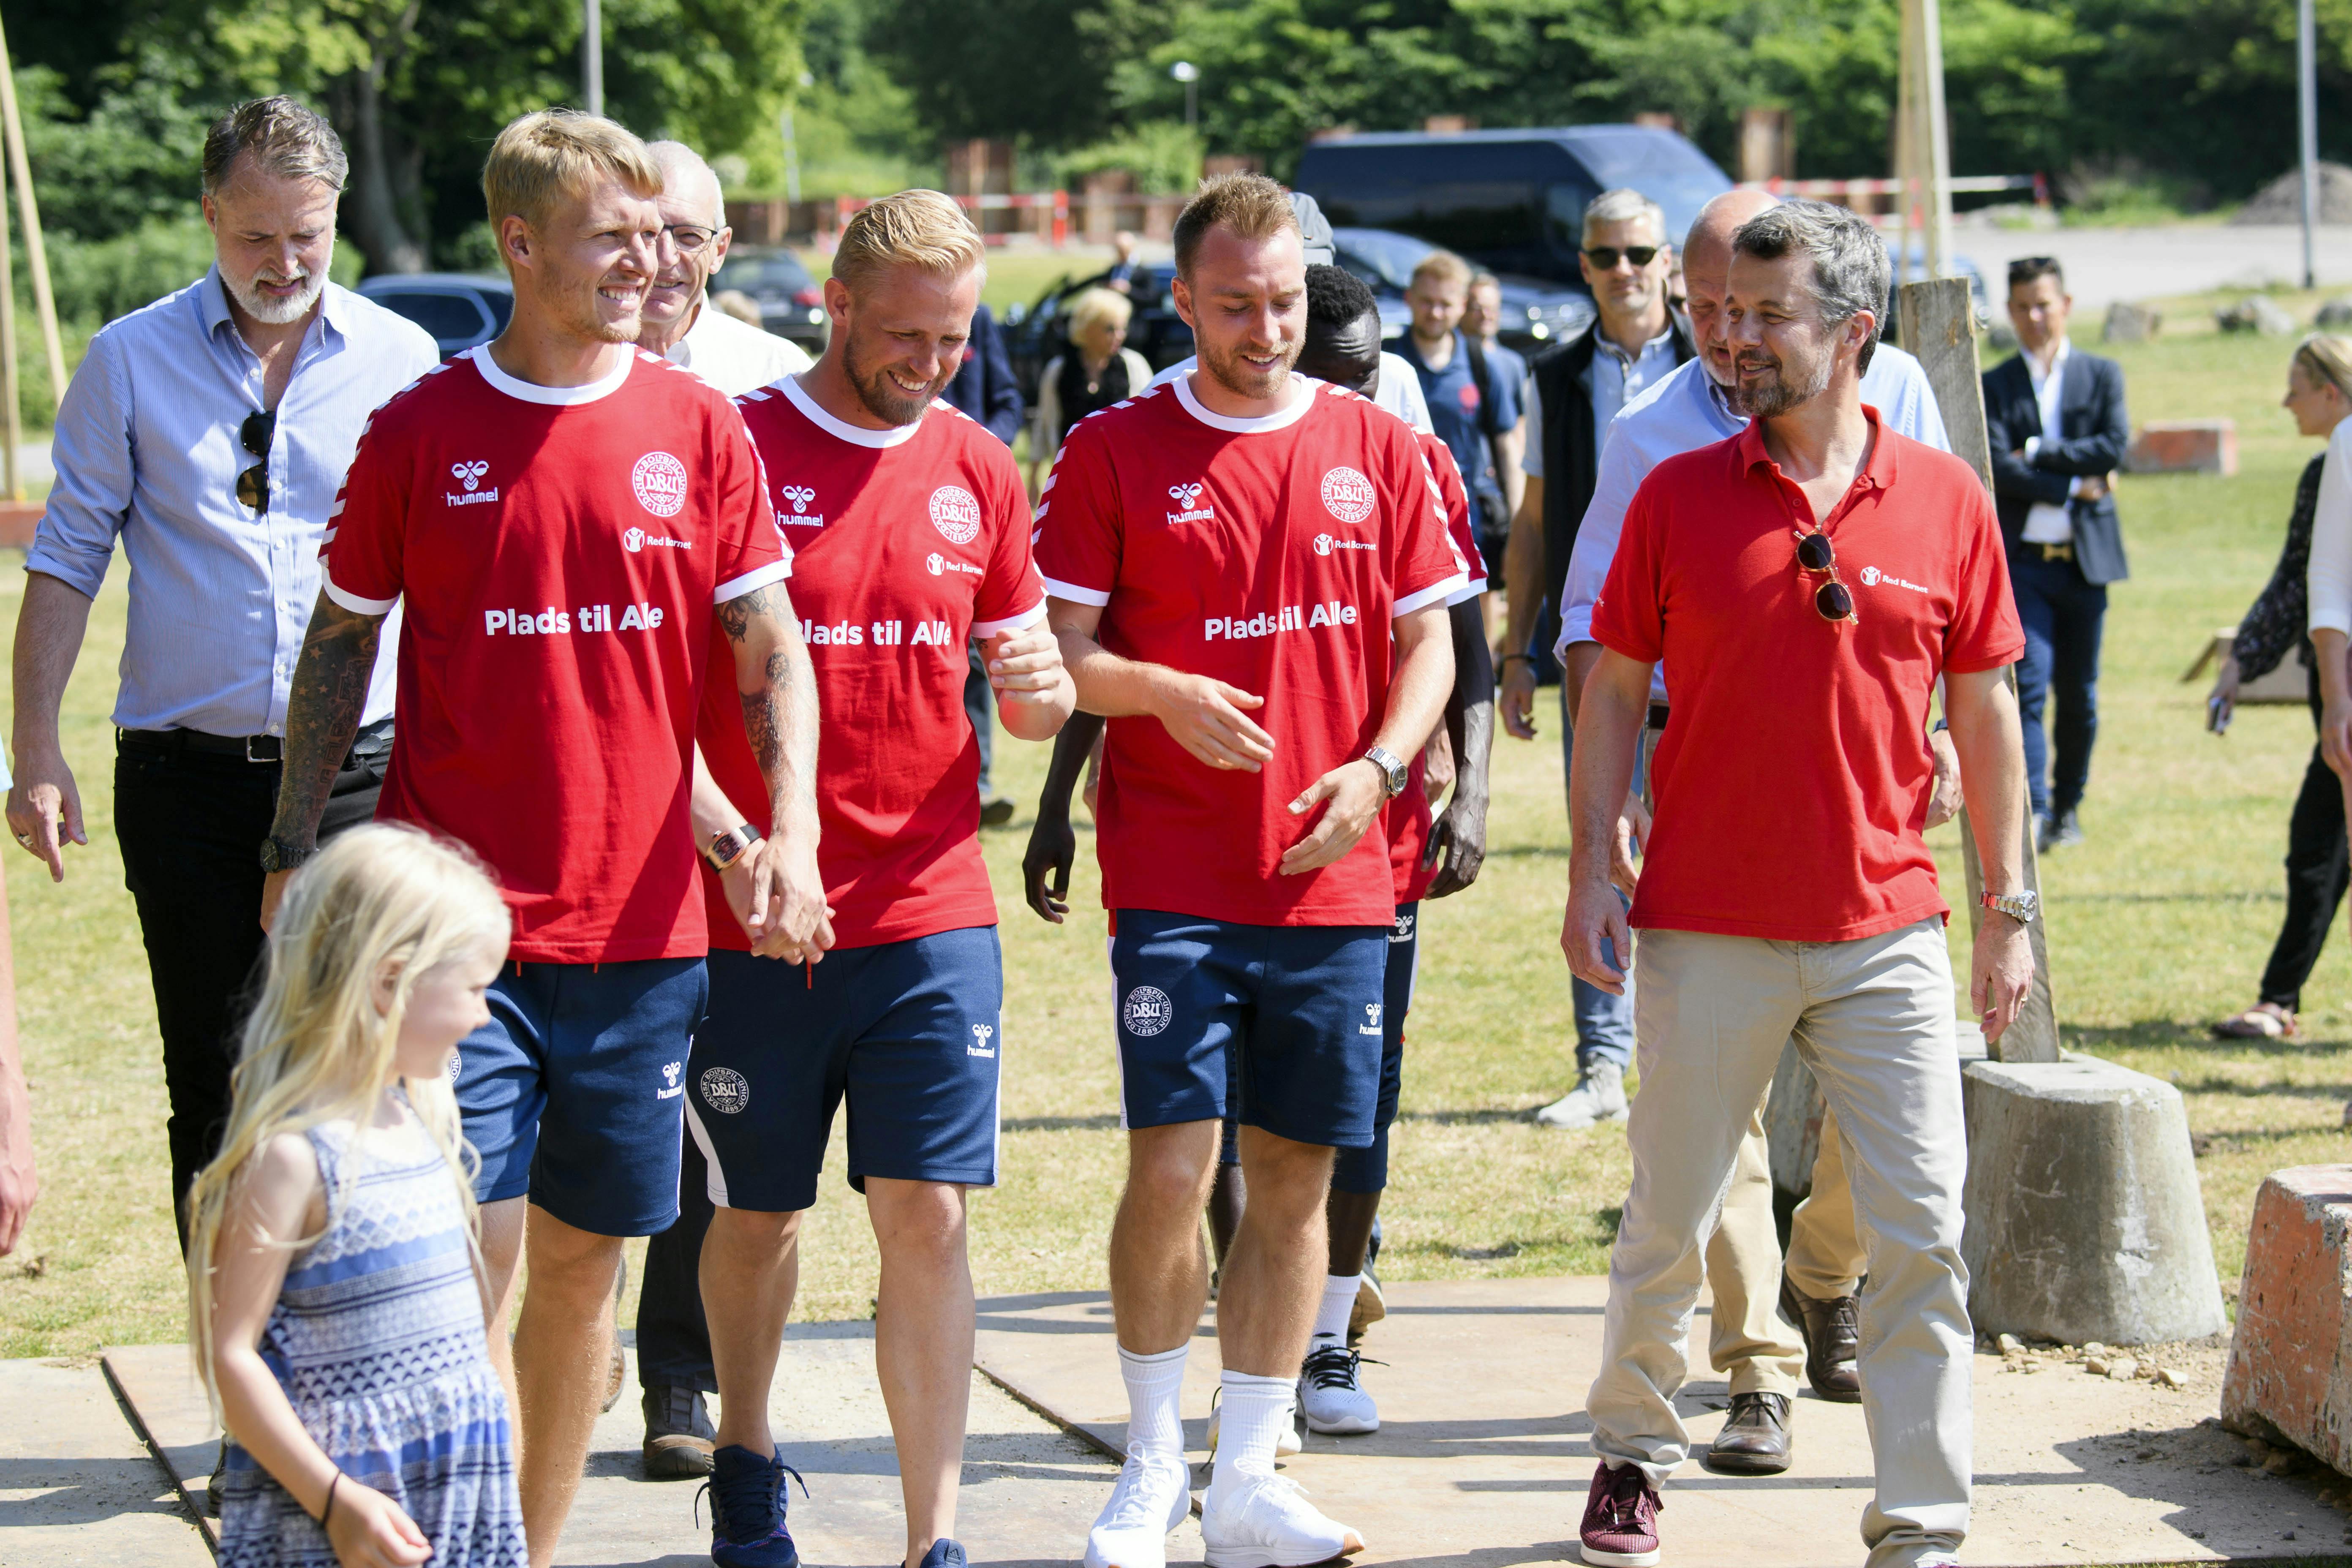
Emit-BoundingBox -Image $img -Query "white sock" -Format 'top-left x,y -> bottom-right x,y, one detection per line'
1208,1369 -> 1293,1493
1311,1273 -> 1360,1345
1118,1344 -> 1188,1461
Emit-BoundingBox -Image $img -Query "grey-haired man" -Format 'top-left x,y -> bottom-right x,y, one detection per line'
7,97 -> 437,1242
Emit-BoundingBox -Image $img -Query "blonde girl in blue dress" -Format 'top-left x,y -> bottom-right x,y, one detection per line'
188,824 -> 526,1568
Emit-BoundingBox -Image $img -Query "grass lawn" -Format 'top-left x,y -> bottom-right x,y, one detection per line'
1,318 -> 2348,1364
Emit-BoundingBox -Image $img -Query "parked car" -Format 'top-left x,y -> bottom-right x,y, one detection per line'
355,272 -> 512,358
1332,226 -> 1595,353
1296,125 -> 1734,294
710,248 -> 830,356
1000,265 -> 1195,406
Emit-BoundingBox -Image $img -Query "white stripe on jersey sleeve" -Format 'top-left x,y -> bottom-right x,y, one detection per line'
1394,574 -> 1469,618
322,570 -> 397,617
714,557 -> 793,604
971,598 -> 1049,639
1042,575 -> 1112,607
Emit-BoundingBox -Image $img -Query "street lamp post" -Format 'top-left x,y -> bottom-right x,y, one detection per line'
582,0 -> 603,116
2300,0 -> 2319,290
1171,60 -> 1199,133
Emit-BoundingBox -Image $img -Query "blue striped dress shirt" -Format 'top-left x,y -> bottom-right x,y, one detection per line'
26,266 -> 439,736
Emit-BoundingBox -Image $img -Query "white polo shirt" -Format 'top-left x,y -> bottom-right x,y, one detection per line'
663,300 -> 814,397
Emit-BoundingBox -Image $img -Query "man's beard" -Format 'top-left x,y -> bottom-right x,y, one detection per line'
844,331 -> 947,426
228,267 -> 326,326
1733,340 -> 1833,419
1199,330 -> 1298,402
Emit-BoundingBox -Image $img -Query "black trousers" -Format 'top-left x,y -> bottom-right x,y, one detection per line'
114,732 -> 386,1248
636,1125 -> 717,1392
2259,675 -> 2351,1011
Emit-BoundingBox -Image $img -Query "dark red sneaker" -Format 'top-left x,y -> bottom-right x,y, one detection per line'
1579,1459 -> 1662,1566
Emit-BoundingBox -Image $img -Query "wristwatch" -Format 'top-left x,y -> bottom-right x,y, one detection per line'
258,836 -> 318,874
1363,745 -> 1409,800
702,824 -> 764,872
1981,889 -> 2039,924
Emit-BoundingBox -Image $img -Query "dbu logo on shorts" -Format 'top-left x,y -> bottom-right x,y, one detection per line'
1123,985 -> 1173,1037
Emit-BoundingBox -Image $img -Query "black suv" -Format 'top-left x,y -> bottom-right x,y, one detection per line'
1296,125 -> 1734,294
1332,226 -> 1594,353
710,248 -> 830,356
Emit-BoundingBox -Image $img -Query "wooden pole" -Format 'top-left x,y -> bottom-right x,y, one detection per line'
0,164 -> 19,501
0,14 -> 64,413
1900,276 -> 2060,1064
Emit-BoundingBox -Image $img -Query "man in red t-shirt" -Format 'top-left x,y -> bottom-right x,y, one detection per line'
261,112 -> 825,1568
675,192 -> 1072,1568
1563,201 -> 2031,1568
1036,175 -> 1460,1568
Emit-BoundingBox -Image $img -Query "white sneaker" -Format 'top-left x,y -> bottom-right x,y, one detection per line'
1083,1443 -> 1192,1568
1205,1386 -> 1304,1457
1200,1470 -> 1364,1568
1296,1343 -> 1379,1435
1535,1064 -> 1628,1129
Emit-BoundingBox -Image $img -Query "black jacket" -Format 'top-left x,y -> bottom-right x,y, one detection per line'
1530,313 -> 1697,599
1982,347 -> 2131,585
939,303 -> 1025,448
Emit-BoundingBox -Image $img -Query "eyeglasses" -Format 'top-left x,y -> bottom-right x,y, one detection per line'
1794,527 -> 1857,623
1583,245 -> 1661,270
235,410 -> 275,514
659,224 -> 718,255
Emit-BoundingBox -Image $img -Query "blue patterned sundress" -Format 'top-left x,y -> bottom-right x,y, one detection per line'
218,1094 -> 526,1567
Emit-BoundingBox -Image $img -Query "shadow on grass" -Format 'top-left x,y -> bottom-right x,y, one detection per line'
2064,1021 -> 2352,1056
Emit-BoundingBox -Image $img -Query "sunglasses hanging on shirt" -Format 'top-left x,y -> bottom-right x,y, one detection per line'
1794,527 -> 1857,624
236,409 -> 276,515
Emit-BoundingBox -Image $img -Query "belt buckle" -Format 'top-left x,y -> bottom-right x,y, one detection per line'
244,734 -> 282,764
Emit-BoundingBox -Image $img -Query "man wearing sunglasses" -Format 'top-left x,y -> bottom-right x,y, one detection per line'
637,141 -> 813,399
1553,188 -> 1961,1479
8,99 -> 438,1253
1503,188 -> 1691,1136
1565,199 -> 2029,1568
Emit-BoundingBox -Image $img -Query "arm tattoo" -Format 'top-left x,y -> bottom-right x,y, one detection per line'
719,583 -> 784,644
727,588 -> 818,827
269,598 -> 383,848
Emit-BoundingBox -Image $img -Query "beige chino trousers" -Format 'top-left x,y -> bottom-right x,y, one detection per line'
1587,918 -> 1972,1568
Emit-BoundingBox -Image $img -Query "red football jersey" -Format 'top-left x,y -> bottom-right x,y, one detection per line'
323,346 -> 788,963
698,376 -> 1045,949
1387,431 -> 1488,905
1035,375 -> 1465,927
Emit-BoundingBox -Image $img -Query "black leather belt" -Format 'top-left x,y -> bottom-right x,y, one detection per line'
119,718 -> 393,767
2033,542 -> 2073,561
1647,703 -> 1670,731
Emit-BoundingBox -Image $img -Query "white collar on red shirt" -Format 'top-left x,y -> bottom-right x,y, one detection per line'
465,342 -> 637,406
779,370 -> 925,449
1173,369 -> 1316,434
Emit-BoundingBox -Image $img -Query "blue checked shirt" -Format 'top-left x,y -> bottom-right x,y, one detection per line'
26,267 -> 439,736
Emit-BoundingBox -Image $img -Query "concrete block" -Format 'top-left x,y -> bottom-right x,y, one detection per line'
2221,1165 -> 2352,1473
2319,296 -> 2352,329
2127,419 -> 2238,476
0,500 -> 41,549
1961,1057 -> 2227,1346
2218,295 -> 2300,335
2103,300 -> 2162,342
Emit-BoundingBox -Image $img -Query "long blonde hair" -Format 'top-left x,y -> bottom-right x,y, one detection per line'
186,825 -> 511,1402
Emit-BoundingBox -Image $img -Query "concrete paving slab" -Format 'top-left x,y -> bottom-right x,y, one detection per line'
0,1356 -> 213,1567
972,1276 -> 2352,1567
101,1342 -> 222,1551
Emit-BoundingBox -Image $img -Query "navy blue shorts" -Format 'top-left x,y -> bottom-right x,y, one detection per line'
1112,909 -> 1387,1149
454,956 -> 708,1236
1332,903 -> 1420,1194
686,928 -> 1003,1214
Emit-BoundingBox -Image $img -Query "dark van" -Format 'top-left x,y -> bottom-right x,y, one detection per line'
1293,126 -> 1734,292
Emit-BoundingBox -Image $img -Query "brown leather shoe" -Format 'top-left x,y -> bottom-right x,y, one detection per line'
1780,1274 -> 1863,1402
641,1385 -> 717,1479
1703,1391 -> 1793,1474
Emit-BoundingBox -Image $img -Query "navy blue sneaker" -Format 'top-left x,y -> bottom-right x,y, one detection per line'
697,1444 -> 807,1568
915,1541 -> 967,1568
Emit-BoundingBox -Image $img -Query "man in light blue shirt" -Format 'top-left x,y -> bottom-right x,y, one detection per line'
1550,189 -> 1963,1475
5,98 -> 438,1245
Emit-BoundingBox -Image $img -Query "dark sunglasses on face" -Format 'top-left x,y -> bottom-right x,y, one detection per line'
236,409 -> 276,514
1795,527 -> 1857,623
1584,245 -> 1661,270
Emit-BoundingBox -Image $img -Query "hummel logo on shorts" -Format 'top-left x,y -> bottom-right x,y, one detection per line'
968,1023 -> 996,1058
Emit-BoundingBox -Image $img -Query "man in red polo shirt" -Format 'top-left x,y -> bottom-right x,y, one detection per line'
1563,200 -> 2031,1568
262,111 -> 824,1568
1038,174 -> 1460,1568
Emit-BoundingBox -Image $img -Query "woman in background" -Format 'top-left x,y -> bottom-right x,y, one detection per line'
2212,333 -> 2352,1040
1028,287 -> 1150,498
